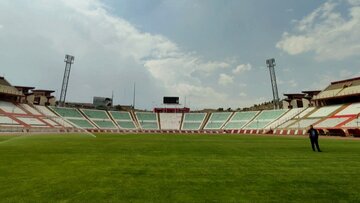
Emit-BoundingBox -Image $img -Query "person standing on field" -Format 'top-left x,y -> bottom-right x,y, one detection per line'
307,125 -> 321,152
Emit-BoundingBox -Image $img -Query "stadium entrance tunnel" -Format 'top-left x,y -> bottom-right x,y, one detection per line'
326,129 -> 346,137
348,129 -> 360,137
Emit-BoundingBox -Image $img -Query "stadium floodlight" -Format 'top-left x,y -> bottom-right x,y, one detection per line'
266,58 -> 280,109
59,55 -> 75,107
64,55 -> 75,64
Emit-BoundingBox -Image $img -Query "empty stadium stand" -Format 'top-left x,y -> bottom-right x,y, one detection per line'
223,111 -> 258,129
0,101 -> 26,114
135,112 -> 159,130
286,105 -> 343,129
80,109 -> 117,129
0,115 -> 20,127
277,107 -> 316,129
34,105 -> 73,128
266,108 -> 304,129
244,109 -> 287,129
50,106 -> 97,129
181,113 -> 207,130
108,111 -> 137,129
315,103 -> 360,130
204,112 -> 232,129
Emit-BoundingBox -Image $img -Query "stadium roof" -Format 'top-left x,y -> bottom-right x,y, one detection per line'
32,89 -> 55,93
331,77 -> 360,85
14,86 -> 35,90
313,77 -> 360,100
0,77 -> 24,96
302,90 -> 321,95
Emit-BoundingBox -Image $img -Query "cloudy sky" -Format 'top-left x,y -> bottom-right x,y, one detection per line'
1,0 -> 360,110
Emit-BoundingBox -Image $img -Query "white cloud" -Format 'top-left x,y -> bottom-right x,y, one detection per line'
232,63 -> 252,74
340,69 -> 353,78
218,73 -> 234,86
276,34 -> 314,55
0,0 -> 247,109
348,0 -> 360,6
288,79 -> 298,87
239,92 -> 247,97
278,78 -> 297,88
276,1 -> 360,61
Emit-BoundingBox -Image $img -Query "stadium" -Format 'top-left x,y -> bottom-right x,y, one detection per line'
2,1 -> 360,202
1,63 -> 360,202
0,74 -> 359,136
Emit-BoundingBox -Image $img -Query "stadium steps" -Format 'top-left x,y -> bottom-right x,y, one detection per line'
204,112 -> 232,130
328,104 -> 350,118
108,111 -> 138,130
221,112 -> 235,129
262,109 -> 289,129
179,112 -> 185,130
157,112 -> 161,130
80,109 -> 117,130
221,111 -> 260,130
77,109 -> 101,129
128,110 -> 140,129
286,107 -> 319,129
200,113 -> 211,130
243,111 -> 260,129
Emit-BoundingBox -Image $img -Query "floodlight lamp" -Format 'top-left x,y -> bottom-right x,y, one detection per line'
64,55 -> 75,64
266,58 -> 275,67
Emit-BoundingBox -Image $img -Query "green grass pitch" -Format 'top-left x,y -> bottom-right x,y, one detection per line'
1,133 -> 360,202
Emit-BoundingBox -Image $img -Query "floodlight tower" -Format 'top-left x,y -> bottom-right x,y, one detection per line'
59,55 -> 74,107
266,58 -> 280,109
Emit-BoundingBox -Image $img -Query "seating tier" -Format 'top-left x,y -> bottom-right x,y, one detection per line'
336,103 -> 360,116
50,107 -> 83,118
136,112 -> 158,129
223,111 -> 258,129
308,105 -> 342,118
315,118 -> 348,128
204,112 -> 232,129
244,109 -> 287,129
109,111 -> 137,129
182,113 -> 206,130
0,101 -> 25,114
81,109 -> 109,119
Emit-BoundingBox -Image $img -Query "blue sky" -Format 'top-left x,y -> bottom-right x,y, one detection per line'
0,0 -> 359,110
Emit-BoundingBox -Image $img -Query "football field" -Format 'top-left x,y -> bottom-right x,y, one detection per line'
0,133 -> 360,202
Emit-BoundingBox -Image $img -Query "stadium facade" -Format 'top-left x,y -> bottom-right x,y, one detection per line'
0,76 -> 359,137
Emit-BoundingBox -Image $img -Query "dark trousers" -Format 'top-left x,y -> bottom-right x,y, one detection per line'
310,137 -> 321,152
